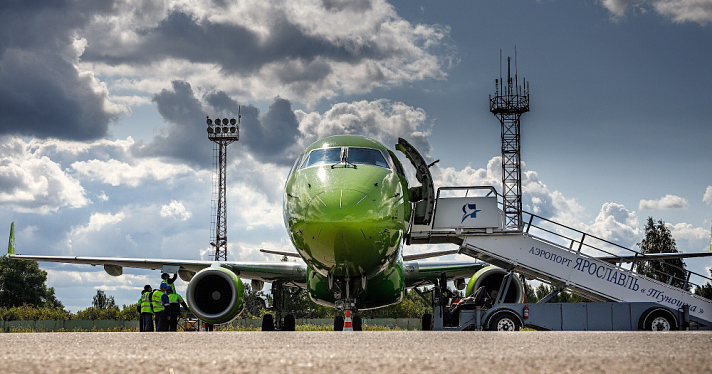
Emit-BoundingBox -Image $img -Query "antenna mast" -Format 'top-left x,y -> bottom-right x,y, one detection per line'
206,110 -> 240,261
490,50 -> 529,230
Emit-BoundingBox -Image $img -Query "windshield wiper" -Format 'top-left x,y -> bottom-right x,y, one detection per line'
330,148 -> 357,169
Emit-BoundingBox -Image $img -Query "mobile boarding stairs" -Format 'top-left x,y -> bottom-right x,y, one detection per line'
409,186 -> 712,330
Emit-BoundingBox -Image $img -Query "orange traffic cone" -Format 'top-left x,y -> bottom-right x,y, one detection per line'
343,310 -> 353,331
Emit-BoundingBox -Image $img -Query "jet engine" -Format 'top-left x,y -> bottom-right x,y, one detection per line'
465,265 -> 524,303
185,267 -> 244,324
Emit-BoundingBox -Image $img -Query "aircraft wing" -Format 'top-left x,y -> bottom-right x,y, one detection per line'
6,253 -> 307,284
404,260 -> 485,288
597,252 -> 712,264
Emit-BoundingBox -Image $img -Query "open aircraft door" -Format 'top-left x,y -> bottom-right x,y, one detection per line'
396,138 -> 436,227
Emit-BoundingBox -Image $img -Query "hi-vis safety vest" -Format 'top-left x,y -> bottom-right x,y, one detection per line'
168,293 -> 183,304
140,292 -> 153,314
151,290 -> 166,313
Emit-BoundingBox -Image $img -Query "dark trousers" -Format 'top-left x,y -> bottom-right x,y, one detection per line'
141,313 -> 154,332
155,310 -> 168,331
169,304 -> 180,332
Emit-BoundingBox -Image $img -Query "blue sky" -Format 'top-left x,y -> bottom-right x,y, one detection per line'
1,0 -> 711,311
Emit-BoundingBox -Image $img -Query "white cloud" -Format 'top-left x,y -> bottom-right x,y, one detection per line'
70,211 -> 126,238
600,0 -> 712,25
296,99 -> 431,154
586,202 -> 642,248
433,156 -> 585,226
638,194 -> 689,210
0,137 -> 89,214
667,222 -> 710,241
159,200 -> 192,221
71,157 -> 199,187
704,186 -> 712,206
82,0 -> 451,106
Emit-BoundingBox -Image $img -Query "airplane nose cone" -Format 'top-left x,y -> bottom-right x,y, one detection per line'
307,189 -> 375,222
298,188 -> 393,275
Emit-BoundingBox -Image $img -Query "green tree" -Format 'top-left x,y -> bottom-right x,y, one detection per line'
92,290 -> 116,309
240,283 -> 268,319
694,269 -> 712,300
636,217 -> 689,290
0,256 -> 63,309
360,289 -> 433,318
530,283 -> 588,303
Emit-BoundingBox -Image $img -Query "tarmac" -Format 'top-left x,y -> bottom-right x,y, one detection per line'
1,331 -> 711,373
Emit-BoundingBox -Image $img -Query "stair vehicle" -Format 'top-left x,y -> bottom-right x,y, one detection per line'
412,186 -> 712,331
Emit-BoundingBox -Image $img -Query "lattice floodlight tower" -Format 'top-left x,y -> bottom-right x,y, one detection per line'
206,112 -> 240,261
490,53 -> 529,230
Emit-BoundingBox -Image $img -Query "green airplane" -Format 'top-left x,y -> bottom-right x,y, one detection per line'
6,135 -> 498,330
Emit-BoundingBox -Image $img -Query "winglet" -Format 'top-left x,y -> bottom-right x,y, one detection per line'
7,222 -> 16,255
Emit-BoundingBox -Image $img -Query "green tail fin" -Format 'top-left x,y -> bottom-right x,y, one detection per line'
7,222 -> 15,255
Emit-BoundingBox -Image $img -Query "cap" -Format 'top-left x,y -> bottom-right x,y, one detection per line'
166,286 -> 173,292
160,282 -> 168,289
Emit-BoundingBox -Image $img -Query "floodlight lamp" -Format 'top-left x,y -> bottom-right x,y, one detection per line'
207,127 -> 213,133
222,118 -> 229,125
230,127 -> 236,133
222,126 -> 228,133
230,118 -> 236,125
214,118 -> 221,125
215,127 -> 221,133
207,118 -> 213,125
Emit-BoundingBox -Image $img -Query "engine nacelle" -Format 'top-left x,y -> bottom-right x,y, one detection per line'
465,265 -> 524,303
185,267 -> 244,324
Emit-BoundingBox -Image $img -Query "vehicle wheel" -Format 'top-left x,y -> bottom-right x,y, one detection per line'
334,315 -> 344,331
353,315 -> 362,331
261,314 -> 274,331
640,308 -> 678,331
488,312 -> 521,331
421,314 -> 432,331
283,314 -> 296,331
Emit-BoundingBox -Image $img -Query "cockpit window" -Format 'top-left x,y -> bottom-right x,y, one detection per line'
301,147 -> 342,168
300,146 -> 391,170
348,147 -> 389,168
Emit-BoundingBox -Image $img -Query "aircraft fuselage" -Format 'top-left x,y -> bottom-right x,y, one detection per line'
283,135 -> 412,309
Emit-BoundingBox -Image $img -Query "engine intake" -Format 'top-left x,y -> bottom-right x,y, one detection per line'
465,265 -> 524,303
185,267 -> 244,324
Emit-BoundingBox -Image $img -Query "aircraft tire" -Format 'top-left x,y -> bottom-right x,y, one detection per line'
353,315 -> 362,331
261,314 -> 275,331
334,316 -> 344,331
283,314 -> 296,331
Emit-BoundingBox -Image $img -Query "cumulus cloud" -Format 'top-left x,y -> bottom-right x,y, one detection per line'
600,0 -> 712,25
78,0 -> 451,106
297,99 -> 431,156
704,186 -> 712,206
639,194 -> 689,210
586,202 -> 642,248
160,200 -> 192,221
433,156 -> 584,225
0,2 -> 124,140
71,157 -> 197,187
0,137 -> 89,214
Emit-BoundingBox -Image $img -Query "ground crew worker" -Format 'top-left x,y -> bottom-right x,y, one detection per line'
161,272 -> 177,295
140,285 -> 154,332
167,286 -> 189,332
137,291 -> 144,332
152,283 -> 170,331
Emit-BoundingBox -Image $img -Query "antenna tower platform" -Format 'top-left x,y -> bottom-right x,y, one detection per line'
490,51 -> 529,230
